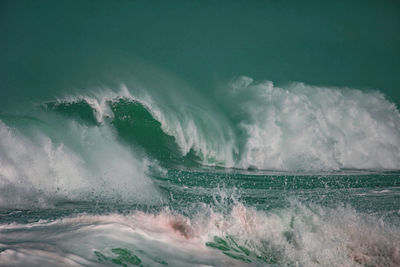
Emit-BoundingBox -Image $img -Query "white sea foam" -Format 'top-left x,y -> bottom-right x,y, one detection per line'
0,201 -> 398,266
229,77 -> 400,171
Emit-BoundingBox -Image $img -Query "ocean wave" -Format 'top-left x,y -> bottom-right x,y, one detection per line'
40,78 -> 400,171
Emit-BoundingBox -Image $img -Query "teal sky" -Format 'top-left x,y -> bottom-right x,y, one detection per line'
1,0 -> 399,105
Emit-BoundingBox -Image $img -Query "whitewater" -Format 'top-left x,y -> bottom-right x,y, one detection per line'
0,77 -> 399,266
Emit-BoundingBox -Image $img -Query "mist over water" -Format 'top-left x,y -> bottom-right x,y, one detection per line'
1,1 -> 400,266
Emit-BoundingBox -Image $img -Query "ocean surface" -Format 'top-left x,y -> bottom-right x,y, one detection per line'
1,1 -> 400,266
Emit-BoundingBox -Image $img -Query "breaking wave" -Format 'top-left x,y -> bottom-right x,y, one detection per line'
38,78 -> 400,171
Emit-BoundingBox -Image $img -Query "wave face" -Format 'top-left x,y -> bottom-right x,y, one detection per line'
34,78 -> 400,172
42,86 -> 237,168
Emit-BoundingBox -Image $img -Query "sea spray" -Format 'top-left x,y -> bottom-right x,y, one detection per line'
0,117 -> 161,208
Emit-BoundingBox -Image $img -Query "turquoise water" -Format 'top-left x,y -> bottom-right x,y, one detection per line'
1,1 -> 400,266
